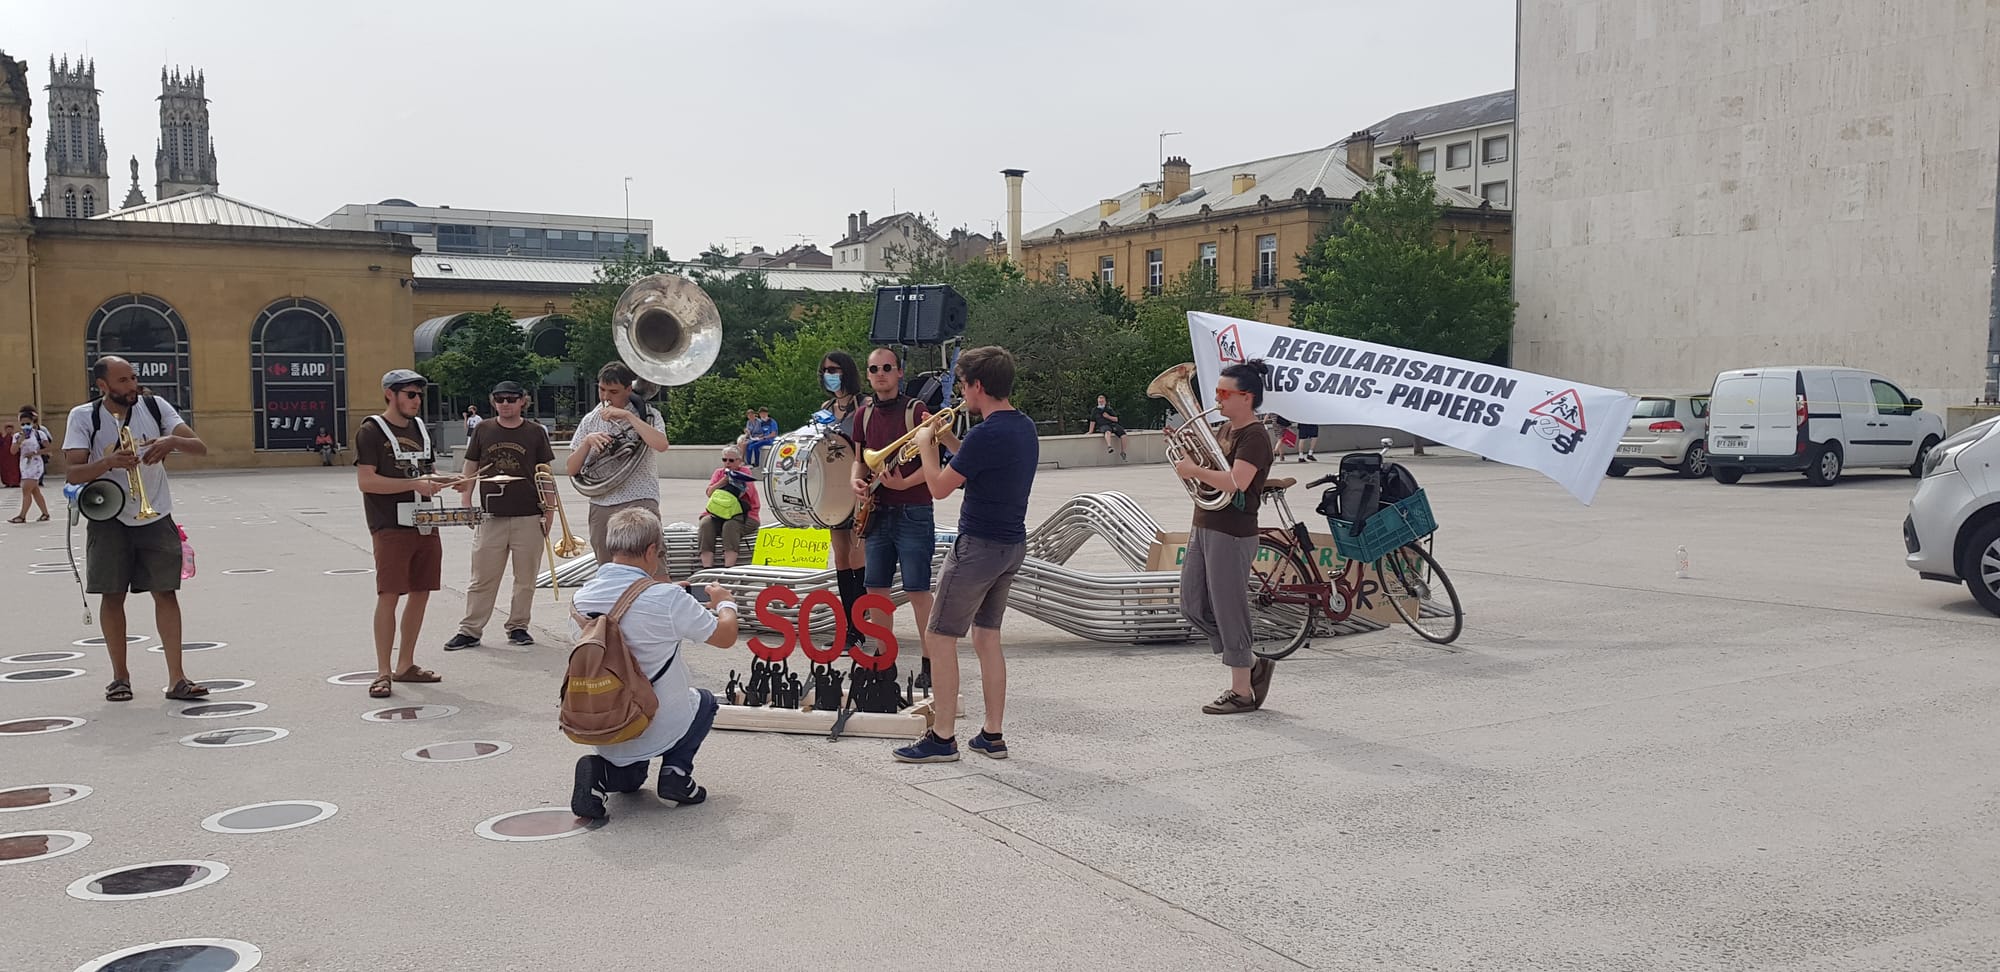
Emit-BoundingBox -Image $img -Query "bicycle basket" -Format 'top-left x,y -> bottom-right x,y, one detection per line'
1326,489 -> 1437,563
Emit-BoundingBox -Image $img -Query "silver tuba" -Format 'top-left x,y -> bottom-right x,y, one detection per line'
1146,362 -> 1235,511
572,274 -> 723,498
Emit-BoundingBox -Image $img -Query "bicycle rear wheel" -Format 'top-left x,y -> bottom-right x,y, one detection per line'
1374,541 -> 1462,645
1247,536 -> 1317,660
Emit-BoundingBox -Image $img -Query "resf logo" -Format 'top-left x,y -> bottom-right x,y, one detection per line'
1520,389 -> 1587,455
1216,324 -> 1245,363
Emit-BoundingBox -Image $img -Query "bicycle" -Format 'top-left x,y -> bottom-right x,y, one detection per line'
1243,442 -> 1464,658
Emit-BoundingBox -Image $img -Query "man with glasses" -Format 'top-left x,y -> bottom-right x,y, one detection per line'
355,369 -> 447,699
851,347 -> 957,687
566,362 -> 671,573
445,380 -> 556,651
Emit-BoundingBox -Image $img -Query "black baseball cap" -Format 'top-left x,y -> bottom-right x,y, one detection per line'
490,381 -> 528,397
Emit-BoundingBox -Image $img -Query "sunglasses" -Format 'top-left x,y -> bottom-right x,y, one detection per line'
492,395 -> 523,403
822,366 -> 843,374
723,457 -> 742,464
395,388 -> 424,399
867,364 -> 898,374
1214,386 -> 1251,401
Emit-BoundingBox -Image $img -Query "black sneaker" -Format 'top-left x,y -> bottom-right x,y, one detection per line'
507,628 -> 535,646
657,769 -> 707,805
442,634 -> 480,652
570,755 -> 610,820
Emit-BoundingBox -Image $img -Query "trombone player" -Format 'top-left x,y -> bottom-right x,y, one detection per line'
62,356 -> 211,703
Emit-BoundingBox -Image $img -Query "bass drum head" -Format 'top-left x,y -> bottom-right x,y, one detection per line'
763,427 -> 858,529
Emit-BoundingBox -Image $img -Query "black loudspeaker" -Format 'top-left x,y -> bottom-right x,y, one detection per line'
870,285 -> 967,346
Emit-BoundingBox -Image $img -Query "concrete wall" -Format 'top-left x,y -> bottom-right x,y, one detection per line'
1513,0 -> 2000,406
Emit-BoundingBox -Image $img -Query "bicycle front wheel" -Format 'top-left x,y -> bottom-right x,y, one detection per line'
1247,536 -> 1317,660
1375,542 -> 1463,645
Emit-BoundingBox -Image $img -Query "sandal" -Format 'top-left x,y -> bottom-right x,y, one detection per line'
36,513 -> 49,522
390,665 -> 441,683
5,516 -> 21,524
368,675 -> 392,699
165,678 -> 210,701
104,679 -> 133,702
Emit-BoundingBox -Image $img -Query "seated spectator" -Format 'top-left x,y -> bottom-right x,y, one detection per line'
698,446 -> 761,568
1087,394 -> 1127,462
313,428 -> 336,466
568,508 -> 741,822
744,407 -> 780,466
735,408 -> 758,451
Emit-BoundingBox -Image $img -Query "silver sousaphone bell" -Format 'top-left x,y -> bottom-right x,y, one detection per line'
573,274 -> 724,499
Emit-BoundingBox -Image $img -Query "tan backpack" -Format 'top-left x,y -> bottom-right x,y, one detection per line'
558,578 -> 668,746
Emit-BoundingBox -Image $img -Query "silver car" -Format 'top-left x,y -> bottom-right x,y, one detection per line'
1608,394 -> 1710,478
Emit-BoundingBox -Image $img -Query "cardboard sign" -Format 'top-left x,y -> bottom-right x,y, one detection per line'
751,527 -> 834,568
1146,532 -> 1412,625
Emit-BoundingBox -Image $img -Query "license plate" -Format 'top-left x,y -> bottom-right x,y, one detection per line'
1715,437 -> 1745,449
1616,445 -> 1642,454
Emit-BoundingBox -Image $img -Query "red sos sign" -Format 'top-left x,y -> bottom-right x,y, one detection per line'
747,586 -> 898,670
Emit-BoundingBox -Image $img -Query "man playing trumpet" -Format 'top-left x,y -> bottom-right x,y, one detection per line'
444,381 -> 556,651
851,348 -> 958,687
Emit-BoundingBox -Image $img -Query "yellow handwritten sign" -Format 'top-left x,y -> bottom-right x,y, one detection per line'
752,527 -> 833,569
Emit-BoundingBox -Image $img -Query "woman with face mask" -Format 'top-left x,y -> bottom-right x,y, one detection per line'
817,350 -> 869,648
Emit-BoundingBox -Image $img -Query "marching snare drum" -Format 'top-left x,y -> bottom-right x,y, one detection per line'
762,424 -> 858,529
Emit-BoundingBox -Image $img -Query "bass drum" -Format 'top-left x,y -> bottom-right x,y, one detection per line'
762,425 -> 859,529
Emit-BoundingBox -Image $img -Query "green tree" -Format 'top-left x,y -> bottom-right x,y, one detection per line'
417,307 -> 558,406
1289,163 -> 1514,363
1116,265 -> 1263,427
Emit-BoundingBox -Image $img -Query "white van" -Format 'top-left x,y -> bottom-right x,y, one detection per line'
1705,366 -> 1944,485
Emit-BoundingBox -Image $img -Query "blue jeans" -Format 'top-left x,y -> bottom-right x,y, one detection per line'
864,503 -> 935,592
601,689 -> 718,790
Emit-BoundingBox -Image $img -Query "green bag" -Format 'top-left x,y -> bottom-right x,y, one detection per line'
706,488 -> 744,520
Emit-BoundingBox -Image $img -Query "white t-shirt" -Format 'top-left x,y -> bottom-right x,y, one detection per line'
567,403 -> 665,507
570,563 -> 718,767
64,398 -> 184,527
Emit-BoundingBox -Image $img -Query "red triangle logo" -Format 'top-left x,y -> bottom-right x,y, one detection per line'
1216,324 -> 1246,363
1529,389 -> 1586,433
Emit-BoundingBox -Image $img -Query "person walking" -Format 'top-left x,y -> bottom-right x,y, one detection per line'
10,407 -> 52,522
1175,361 -> 1277,715
444,381 -> 555,651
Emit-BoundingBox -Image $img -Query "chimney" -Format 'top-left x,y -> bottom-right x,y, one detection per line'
847,213 -> 858,239
1000,169 -> 1027,264
1231,173 -> 1257,195
1141,186 -> 1163,210
858,209 -> 869,232
1345,128 -> 1377,178
1161,156 -> 1191,201
1394,135 -> 1420,171
1099,198 -> 1122,218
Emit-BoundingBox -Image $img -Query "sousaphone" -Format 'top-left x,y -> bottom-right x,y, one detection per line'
573,274 -> 723,498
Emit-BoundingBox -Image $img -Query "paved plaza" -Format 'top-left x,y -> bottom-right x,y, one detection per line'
5,454 -> 1998,971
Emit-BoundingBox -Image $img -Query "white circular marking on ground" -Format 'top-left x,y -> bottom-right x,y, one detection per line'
1,651 -> 84,664
178,727 -> 289,749
200,800 -> 338,835
402,740 -> 513,763
326,671 -> 377,685
323,568 -> 374,576
0,783 -> 93,812
72,634 -> 149,647
147,640 -> 227,654
66,860 -> 231,901
174,701 -> 269,719
222,568 -> 272,575
360,704 -> 459,723
198,678 -> 255,694
474,808 -> 594,842
72,938 -> 263,972
0,829 -> 91,865
0,668 -> 85,683
0,716 -> 86,735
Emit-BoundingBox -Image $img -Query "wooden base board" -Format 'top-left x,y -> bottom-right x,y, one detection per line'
714,697 -> 959,740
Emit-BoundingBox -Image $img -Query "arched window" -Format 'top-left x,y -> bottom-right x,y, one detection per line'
80,187 -> 95,218
85,294 -> 194,423
181,114 -> 195,168
62,186 -> 77,218
66,107 -> 81,163
251,298 -> 348,450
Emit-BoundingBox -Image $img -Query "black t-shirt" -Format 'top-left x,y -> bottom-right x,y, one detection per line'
1090,405 -> 1122,430
354,415 -> 435,533
464,419 -> 555,517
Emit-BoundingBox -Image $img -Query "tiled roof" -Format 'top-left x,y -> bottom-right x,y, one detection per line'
1025,145 -> 1481,242
1362,90 -> 1515,142
95,189 -> 319,229
411,254 -> 877,293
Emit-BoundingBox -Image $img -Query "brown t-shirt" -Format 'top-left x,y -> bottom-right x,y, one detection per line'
1190,419 -> 1274,538
856,395 -> 931,506
354,414 -> 435,533
464,419 -> 555,517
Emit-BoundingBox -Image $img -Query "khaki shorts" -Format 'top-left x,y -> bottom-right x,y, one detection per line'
372,527 -> 443,595
927,534 -> 1027,638
85,515 -> 183,594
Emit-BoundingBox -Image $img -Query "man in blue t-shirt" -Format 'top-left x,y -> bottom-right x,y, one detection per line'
894,346 -> 1038,764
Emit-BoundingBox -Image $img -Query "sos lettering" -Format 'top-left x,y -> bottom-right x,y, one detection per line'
746,586 -> 898,670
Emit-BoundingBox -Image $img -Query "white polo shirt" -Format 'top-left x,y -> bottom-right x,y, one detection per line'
570,563 -> 718,767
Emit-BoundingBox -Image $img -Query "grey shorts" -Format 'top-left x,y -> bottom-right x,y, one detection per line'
86,515 -> 183,595
927,534 -> 1027,638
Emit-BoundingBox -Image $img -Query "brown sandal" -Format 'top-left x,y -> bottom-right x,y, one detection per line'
390,665 -> 441,683
165,678 -> 210,701
368,675 -> 392,699
104,679 -> 133,702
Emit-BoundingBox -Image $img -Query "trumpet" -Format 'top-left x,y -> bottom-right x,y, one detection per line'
853,407 -> 959,537
117,427 -> 161,521
535,463 -> 587,558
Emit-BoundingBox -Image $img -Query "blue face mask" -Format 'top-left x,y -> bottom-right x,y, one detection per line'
822,373 -> 843,393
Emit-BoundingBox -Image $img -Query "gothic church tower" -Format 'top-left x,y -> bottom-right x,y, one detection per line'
39,55 -> 111,218
155,66 -> 218,200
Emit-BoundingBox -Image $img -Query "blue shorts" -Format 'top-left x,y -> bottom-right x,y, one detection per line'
864,503 -> 935,593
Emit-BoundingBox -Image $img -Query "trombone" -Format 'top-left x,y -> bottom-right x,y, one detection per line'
117,427 -> 160,521
853,407 -> 960,537
536,463 -> 587,558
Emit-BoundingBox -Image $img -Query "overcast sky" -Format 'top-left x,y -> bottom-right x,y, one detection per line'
10,0 -> 1515,257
